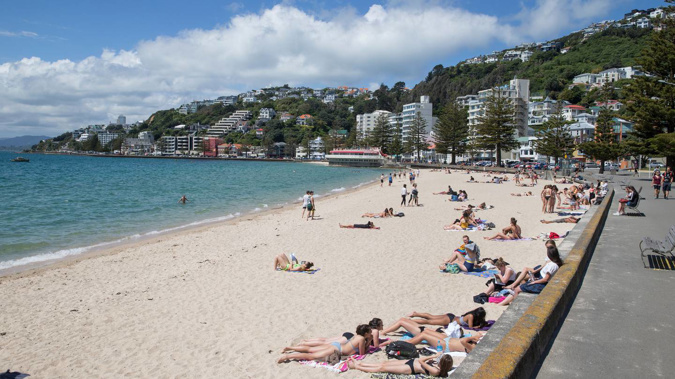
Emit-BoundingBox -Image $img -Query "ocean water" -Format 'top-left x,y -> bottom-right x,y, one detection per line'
0,151 -> 385,271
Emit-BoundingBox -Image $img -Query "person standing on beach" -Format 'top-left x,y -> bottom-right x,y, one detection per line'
302,190 -> 310,218
388,173 -> 393,186
409,183 -> 419,206
178,195 -> 188,204
401,184 -> 408,206
306,191 -> 315,221
380,174 -> 385,187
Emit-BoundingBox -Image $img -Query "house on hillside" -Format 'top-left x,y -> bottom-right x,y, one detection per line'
296,114 -> 314,126
563,105 -> 587,121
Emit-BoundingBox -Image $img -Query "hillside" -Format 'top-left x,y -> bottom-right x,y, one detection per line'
0,135 -> 51,150
411,27 -> 652,109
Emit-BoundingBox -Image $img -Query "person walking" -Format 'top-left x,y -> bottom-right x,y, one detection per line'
388,173 -> 393,187
663,166 -> 672,200
652,169 -> 663,199
301,190 -> 310,218
380,174 -> 384,187
306,191 -> 316,221
400,184 -> 408,206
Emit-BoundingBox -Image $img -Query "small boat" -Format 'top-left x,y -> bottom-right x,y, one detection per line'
10,157 -> 30,162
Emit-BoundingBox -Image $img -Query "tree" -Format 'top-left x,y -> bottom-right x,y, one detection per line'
389,120 -> 403,161
532,103 -> 575,166
368,113 -> 393,154
475,90 -> 519,166
434,101 -> 469,164
579,91 -> 623,174
405,112 -> 428,162
624,8 -> 675,167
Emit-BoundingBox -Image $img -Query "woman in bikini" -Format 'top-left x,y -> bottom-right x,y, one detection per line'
403,331 -> 485,353
273,253 -> 314,271
443,210 -> 476,231
480,258 -> 516,296
542,185 -> 554,213
484,217 -> 522,240
383,307 -> 487,333
278,325 -> 371,363
348,353 -> 453,377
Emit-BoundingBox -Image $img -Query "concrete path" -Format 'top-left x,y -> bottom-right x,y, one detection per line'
535,172 -> 675,378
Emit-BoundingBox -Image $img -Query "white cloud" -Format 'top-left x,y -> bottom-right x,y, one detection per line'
0,30 -> 39,38
0,0 -> 615,137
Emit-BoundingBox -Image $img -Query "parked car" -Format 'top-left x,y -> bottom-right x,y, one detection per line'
649,162 -> 665,169
585,162 -> 599,169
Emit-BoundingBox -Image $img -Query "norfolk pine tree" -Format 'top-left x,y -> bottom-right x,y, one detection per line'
624,4 -> 675,167
389,120 -> 403,161
369,113 -> 394,154
532,103 -> 575,167
434,101 -> 469,164
475,90 -> 519,167
405,112 -> 428,162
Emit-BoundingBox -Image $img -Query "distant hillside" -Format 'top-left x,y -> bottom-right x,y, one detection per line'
0,135 -> 51,150
411,27 -> 652,109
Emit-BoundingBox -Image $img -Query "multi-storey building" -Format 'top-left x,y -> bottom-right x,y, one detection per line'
259,108 -> 276,121
401,96 -> 434,143
97,132 -> 120,147
356,110 -> 391,138
207,110 -> 252,137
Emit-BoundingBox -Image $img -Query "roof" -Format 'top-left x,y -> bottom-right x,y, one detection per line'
298,114 -> 313,119
564,105 -> 586,110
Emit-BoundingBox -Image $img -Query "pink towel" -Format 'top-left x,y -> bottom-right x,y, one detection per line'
489,296 -> 506,303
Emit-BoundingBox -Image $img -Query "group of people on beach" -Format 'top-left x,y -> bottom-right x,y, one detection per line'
302,190 -> 316,220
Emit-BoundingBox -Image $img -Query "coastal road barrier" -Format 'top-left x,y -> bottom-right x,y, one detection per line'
452,188 -> 615,379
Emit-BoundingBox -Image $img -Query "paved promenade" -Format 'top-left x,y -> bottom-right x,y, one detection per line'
535,172 -> 675,378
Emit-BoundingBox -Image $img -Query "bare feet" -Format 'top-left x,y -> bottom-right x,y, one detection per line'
277,354 -> 288,364
407,311 -> 417,317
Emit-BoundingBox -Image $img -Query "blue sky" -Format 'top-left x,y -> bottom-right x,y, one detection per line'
0,0 -> 667,138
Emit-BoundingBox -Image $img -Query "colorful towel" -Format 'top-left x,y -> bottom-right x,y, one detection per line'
277,268 -> 321,274
491,238 -> 534,241
462,269 -> 499,278
299,354 -> 366,373
557,211 -> 586,216
446,229 -> 477,232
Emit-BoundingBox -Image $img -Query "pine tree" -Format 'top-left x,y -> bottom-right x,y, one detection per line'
368,113 -> 394,154
405,112 -> 428,162
624,6 -> 675,167
389,120 -> 403,161
434,101 -> 469,164
532,103 -> 575,167
475,90 -> 519,166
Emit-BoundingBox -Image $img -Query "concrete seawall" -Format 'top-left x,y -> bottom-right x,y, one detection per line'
453,188 -> 615,378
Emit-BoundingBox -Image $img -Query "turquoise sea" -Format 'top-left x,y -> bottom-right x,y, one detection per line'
0,151 -> 385,271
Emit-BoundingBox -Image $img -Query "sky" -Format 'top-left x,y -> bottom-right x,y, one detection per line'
0,0 -> 666,138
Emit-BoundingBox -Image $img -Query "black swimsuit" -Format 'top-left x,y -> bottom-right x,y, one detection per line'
405,359 -> 431,375
342,332 -> 354,340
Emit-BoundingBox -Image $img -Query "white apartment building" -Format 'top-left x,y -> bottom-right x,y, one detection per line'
161,136 -> 177,155
97,132 -> 120,147
573,73 -> 601,85
401,96 -> 434,143
356,110 -> 391,138
207,110 -> 252,137
520,50 -> 533,62
138,131 -> 154,142
456,95 -> 478,107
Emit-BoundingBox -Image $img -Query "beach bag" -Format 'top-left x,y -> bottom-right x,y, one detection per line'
549,232 -> 560,239
396,212 -> 405,217
444,263 -> 461,274
385,341 -> 419,360
451,195 -> 458,201
473,293 -> 489,304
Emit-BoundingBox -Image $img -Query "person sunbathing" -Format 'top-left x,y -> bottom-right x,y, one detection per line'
362,208 -> 393,218
339,221 -> 380,229
348,353 -> 453,377
274,253 -> 314,271
510,191 -> 533,196
440,236 -> 480,272
540,216 -> 579,224
480,258 -> 516,296
484,217 -> 522,240
404,330 -> 485,353
278,325 -> 371,363
444,210 -> 476,231
467,176 -> 476,183
500,244 -> 562,306
433,186 -> 457,195
383,307 -> 487,332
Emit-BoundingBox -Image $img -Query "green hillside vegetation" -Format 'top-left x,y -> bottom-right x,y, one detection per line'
411,27 -> 651,109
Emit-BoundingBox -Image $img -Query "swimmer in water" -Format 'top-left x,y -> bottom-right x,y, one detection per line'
178,195 -> 188,204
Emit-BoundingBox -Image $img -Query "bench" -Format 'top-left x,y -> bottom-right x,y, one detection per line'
640,225 -> 675,265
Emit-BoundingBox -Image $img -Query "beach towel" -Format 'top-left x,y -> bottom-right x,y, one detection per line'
464,320 -> 495,331
557,211 -> 586,216
299,353 -> 366,373
461,269 -> 499,278
491,238 -> 534,242
276,268 -> 321,274
446,229 -> 477,232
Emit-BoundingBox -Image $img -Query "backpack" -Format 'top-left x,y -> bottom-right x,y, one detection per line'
385,341 -> 419,360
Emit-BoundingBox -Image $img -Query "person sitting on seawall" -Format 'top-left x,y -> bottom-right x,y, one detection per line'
273,253 -> 314,272
484,217 -> 522,240
362,208 -> 393,218
383,307 -> 488,332
500,243 -> 563,306
613,186 -> 636,216
439,236 -> 480,272
339,221 -> 380,229
347,353 -> 453,377
278,325 -> 371,363
444,210 -> 477,231
480,257 -> 516,297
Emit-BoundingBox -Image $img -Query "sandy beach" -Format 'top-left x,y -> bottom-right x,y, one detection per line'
0,169 -> 578,378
